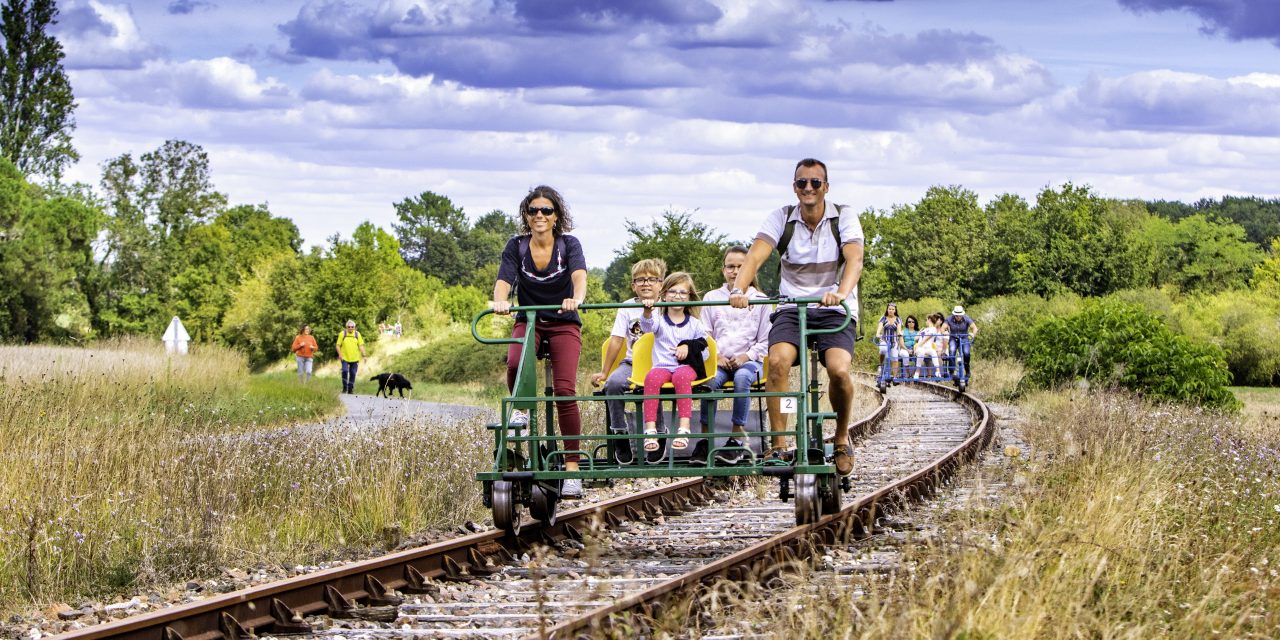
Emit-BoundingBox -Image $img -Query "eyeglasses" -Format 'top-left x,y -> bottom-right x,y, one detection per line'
794,178 -> 825,190
632,277 -> 661,284
527,207 -> 557,217
666,289 -> 691,297
345,325 -> 355,329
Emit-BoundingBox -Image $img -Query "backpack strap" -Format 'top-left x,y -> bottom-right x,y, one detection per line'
775,204 -> 846,279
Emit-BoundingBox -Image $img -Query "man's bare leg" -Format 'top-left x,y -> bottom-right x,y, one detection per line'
823,347 -> 855,475
765,342 -> 797,451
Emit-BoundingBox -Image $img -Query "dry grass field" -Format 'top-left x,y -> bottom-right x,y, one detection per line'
0,342 -> 489,613
642,386 -> 1280,638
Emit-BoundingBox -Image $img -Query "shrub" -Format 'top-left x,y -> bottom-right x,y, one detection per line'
1024,299 -> 1238,410
1173,289 -> 1280,386
389,327 -> 506,385
436,285 -> 489,324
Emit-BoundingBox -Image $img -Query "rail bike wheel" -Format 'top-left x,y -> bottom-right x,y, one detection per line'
794,474 -> 821,525
492,480 -> 522,535
529,482 -> 559,526
818,473 -> 842,515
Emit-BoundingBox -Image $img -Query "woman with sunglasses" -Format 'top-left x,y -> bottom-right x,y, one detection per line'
493,185 -> 588,498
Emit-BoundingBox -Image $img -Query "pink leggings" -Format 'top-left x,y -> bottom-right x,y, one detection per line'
643,365 -> 697,424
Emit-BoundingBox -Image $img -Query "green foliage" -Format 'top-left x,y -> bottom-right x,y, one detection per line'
1171,289 -> 1280,387
1024,300 -> 1238,410
966,293 -> 1082,360
390,327 -> 506,386
220,253 -> 311,368
1250,239 -> 1280,298
436,285 -> 488,324
1148,196 -> 1280,250
1160,215 -> 1262,294
392,191 -> 517,287
0,157 -> 101,341
865,186 -> 989,301
303,222 -> 429,346
605,210 -> 726,299
0,0 -> 77,179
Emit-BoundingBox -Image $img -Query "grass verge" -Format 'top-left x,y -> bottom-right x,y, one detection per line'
654,388 -> 1280,637
0,342 -> 488,614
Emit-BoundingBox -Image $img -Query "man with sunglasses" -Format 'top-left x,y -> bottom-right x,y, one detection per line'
728,158 -> 865,476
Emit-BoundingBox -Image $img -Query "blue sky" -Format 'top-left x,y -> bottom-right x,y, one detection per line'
53,0 -> 1280,267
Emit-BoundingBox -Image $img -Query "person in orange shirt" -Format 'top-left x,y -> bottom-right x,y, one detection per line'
291,324 -> 318,383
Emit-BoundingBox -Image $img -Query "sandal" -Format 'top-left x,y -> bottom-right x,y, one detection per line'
644,429 -> 660,452
672,427 -> 691,450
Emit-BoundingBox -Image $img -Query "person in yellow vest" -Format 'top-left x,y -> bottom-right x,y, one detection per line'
335,320 -> 367,394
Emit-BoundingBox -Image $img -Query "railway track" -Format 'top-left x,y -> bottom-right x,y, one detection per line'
52,380 -> 990,640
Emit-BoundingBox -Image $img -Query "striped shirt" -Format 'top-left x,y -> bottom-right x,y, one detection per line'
754,202 -> 864,316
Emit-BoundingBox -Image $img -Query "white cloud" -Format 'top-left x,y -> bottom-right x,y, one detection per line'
57,0 -> 163,69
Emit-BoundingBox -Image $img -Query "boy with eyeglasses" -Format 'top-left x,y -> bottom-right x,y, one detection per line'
591,258 -> 667,464
729,158 -> 865,476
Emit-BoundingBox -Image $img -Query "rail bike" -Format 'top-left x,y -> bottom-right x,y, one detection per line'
471,298 -> 854,533
875,333 -> 972,394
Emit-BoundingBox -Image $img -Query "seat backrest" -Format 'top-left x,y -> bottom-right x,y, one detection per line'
600,337 -> 626,379
628,334 -> 718,388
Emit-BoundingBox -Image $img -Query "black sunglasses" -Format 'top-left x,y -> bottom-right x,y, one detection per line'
794,178 -> 825,190
527,206 -> 557,217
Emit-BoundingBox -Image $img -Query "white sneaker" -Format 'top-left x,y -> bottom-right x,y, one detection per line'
561,478 -> 582,499
507,410 -> 529,438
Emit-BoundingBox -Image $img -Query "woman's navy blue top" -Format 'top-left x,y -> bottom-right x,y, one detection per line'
496,234 -> 587,325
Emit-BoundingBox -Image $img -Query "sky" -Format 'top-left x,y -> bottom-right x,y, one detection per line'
51,0 -> 1280,268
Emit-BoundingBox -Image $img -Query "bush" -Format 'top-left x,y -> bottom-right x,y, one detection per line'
1173,289 -> 1280,386
1024,300 -> 1238,410
967,292 -> 1083,360
389,327 -> 507,385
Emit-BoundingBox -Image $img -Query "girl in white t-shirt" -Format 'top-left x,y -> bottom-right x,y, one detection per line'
639,272 -> 708,452
914,313 -> 946,378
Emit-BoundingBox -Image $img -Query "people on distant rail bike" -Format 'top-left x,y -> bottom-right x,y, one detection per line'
876,302 -> 907,381
639,272 -> 709,456
945,305 -> 978,378
335,320 -> 366,393
901,315 -> 919,377
914,313 -> 944,379
728,158 -> 865,476
700,246 -> 772,464
292,323 -> 318,384
591,258 -> 668,463
492,185 -> 588,498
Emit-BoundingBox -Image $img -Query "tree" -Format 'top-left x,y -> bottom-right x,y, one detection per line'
1164,214 -> 1263,294
393,191 -> 468,283
604,211 -> 726,300
864,186 -> 990,304
304,222 -> 430,341
95,140 -> 227,335
0,157 -> 102,341
0,0 -> 76,179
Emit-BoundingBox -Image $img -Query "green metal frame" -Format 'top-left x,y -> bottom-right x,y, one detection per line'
471,298 -> 851,482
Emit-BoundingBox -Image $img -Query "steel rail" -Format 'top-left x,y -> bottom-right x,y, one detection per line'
542,380 -> 991,639
50,384 -> 892,640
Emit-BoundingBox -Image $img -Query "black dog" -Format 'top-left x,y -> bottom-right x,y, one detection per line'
370,373 -> 413,398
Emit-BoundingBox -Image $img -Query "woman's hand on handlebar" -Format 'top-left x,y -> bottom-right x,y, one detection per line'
492,300 -> 512,315
559,298 -> 580,313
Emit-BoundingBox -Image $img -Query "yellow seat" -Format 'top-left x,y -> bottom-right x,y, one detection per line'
627,334 -> 718,389
599,337 -> 626,380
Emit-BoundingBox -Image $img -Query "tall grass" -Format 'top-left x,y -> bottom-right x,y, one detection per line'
0,342 -> 488,613
668,389 -> 1280,637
